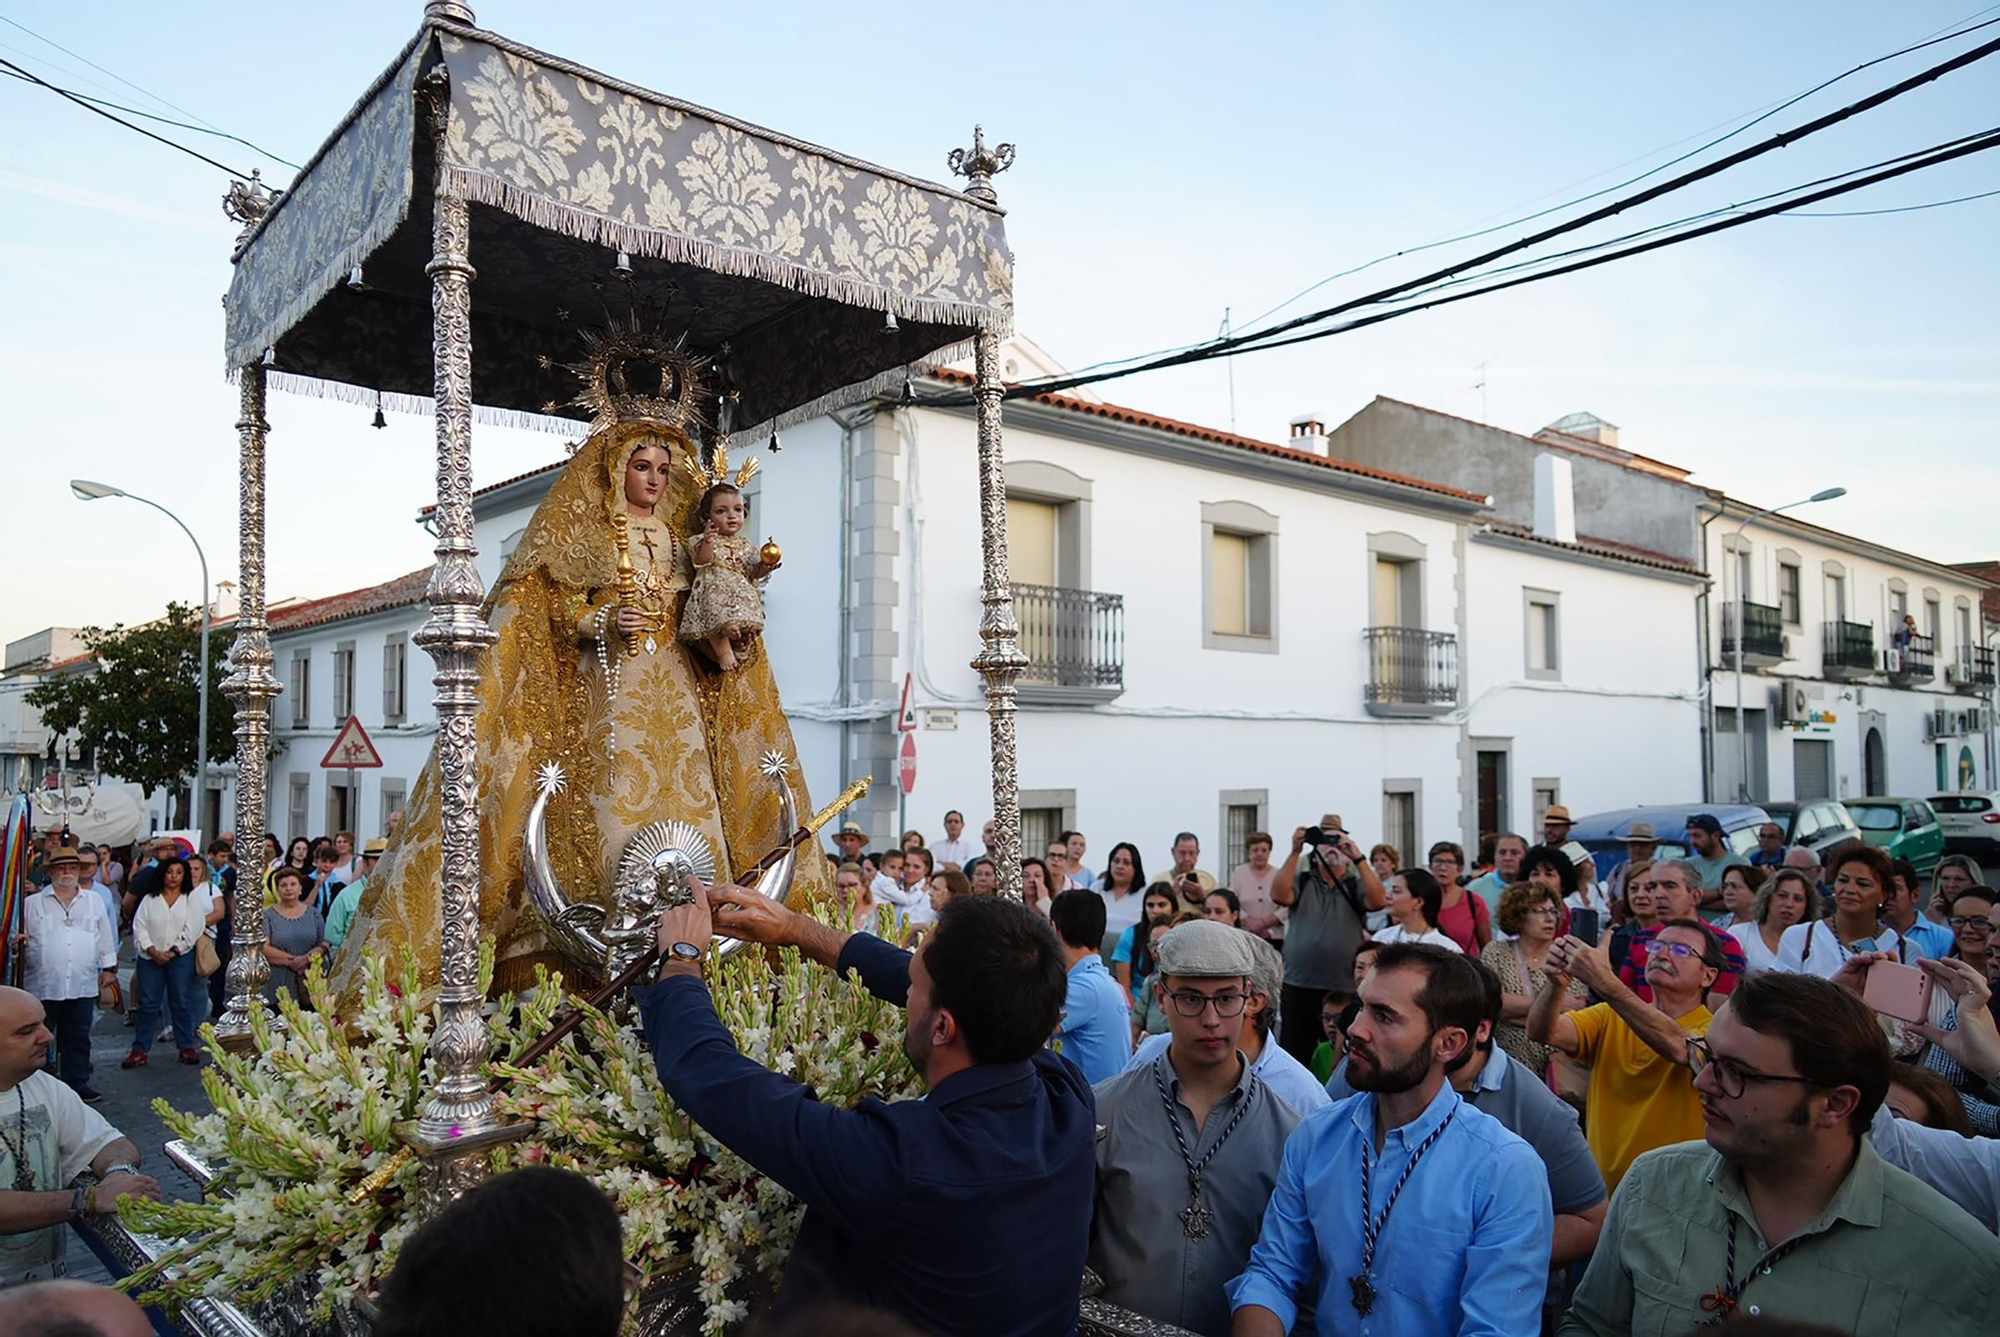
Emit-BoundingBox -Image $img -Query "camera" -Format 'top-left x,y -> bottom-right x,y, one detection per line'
1303,826 -> 1345,849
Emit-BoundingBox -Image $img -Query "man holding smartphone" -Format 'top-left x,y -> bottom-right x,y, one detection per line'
1270,817 -> 1386,1063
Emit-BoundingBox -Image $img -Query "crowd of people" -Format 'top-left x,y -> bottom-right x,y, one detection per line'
10,800 -> 2000,1336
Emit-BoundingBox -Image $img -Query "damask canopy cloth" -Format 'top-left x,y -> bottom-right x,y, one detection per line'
223,18 -> 1012,436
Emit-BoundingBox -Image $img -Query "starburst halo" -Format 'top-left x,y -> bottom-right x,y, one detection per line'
757,750 -> 793,781
535,761 -> 569,797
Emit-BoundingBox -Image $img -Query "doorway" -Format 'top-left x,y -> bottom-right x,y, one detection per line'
1864,726 -> 1887,797
1475,748 -> 1509,854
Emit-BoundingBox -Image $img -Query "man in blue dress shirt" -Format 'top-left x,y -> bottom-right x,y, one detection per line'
641,880 -> 1094,1337
1228,944 -> 1553,1336
1050,889 -> 1133,1083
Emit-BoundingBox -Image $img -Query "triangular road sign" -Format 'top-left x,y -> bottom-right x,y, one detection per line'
320,715 -> 385,769
897,672 -> 917,732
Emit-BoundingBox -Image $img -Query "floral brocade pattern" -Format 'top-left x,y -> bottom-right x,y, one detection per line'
679,533 -> 765,646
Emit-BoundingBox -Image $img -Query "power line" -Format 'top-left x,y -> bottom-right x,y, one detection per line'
1225,9 -> 2000,340
0,66 -> 299,169
1762,185 -> 2000,216
0,55 -> 257,180
922,28 -> 2000,407
0,13 -> 226,134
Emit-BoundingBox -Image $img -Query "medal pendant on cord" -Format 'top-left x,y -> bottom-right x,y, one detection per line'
1180,1173 -> 1214,1239
1349,1273 -> 1377,1317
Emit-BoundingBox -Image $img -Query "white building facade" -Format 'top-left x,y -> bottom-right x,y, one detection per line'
1703,500 -> 1996,803
238,347 -> 1706,877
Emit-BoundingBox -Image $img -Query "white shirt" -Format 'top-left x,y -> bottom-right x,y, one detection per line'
21,888 -> 116,1001
1773,920 -> 1918,979
1096,885 -> 1147,939
1372,924 -> 1465,952
83,879 -> 120,940
0,1071 -> 121,1284
131,890 -> 206,956
930,836 -> 979,868
1727,920 -> 1787,976
189,879 -> 225,939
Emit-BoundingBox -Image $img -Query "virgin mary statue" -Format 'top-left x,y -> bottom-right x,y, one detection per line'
329,323 -> 827,1003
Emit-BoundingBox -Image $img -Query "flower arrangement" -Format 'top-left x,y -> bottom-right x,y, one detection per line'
121,937 -> 920,1334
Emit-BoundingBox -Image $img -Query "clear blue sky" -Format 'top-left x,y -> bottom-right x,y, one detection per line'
3,1 -> 1995,636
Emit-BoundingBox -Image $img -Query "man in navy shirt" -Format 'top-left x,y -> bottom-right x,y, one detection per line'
641,880 -> 1094,1337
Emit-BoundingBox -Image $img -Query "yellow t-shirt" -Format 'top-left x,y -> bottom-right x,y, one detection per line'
1568,1000 -> 1711,1193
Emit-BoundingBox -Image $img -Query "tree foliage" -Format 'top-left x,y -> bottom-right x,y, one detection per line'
25,602 -> 235,799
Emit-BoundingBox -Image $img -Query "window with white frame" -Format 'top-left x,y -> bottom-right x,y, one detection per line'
382,635 -> 408,722
332,641 -> 356,721
289,652 -> 311,728
1524,589 -> 1561,679
1219,788 -> 1268,868
1202,501 -> 1279,653
1778,560 -> 1802,625
1381,781 -> 1420,866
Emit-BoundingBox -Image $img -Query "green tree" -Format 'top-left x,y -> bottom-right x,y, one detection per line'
25,603 -> 234,806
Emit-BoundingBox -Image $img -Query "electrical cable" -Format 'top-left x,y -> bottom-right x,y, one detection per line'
1758,185 -> 2000,216
0,13 -> 228,134
925,27 -> 2000,407
0,54 -> 258,180
0,66 -> 300,169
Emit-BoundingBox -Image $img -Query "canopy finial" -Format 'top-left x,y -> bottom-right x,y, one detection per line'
949,125 -> 1015,204
424,2 -> 476,23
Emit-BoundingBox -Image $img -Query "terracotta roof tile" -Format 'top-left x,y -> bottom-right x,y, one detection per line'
268,568 -> 432,635
928,369 -> 1486,503
1482,520 -> 1704,576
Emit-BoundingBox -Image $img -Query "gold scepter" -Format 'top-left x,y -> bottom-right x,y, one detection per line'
347,776 -> 872,1204
611,511 -> 643,659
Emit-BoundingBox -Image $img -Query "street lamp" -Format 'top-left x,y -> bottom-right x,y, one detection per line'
70,479 -> 213,837
1732,487 -> 1846,802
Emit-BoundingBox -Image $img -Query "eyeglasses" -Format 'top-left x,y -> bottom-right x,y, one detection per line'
1165,990 -> 1251,1017
1948,915 -> 1998,931
1686,1036 -> 1817,1101
1428,857 -> 1460,870
1524,904 -> 1562,917
1646,940 -> 1709,962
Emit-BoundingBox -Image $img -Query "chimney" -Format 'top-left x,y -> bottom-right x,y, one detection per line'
1288,412 -> 1327,455
1533,452 -> 1577,544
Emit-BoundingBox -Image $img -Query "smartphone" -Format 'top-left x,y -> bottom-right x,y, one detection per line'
1863,959 -> 1934,1025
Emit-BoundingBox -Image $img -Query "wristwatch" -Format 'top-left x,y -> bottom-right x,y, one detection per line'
667,941 -> 704,964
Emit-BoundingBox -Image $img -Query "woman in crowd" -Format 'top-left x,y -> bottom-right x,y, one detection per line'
899,829 -> 925,856
1930,855 -> 1983,924
263,866 -> 329,1005
1368,843 -> 1400,887
1606,861 -> 1657,975
1944,884 -> 1997,980
1426,841 -> 1490,954
1730,867 -> 1820,976
1019,857 -> 1054,916
261,833 -> 283,872
924,867 -> 973,919
1718,863 -> 1767,932
1373,868 -> 1463,951
1519,844 -> 1580,938
1776,844 -> 1911,978
1063,830 -> 1096,890
1202,887 -> 1243,928
1888,1063 -> 1976,1137
125,856 -> 205,1068
1112,885 -> 1178,1006
282,837 -> 313,876
1916,886 -> 2000,1133
963,857 -> 998,896
1483,882 -> 1585,1077
1093,842 -> 1148,955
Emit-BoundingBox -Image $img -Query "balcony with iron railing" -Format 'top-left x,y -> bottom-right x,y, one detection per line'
1014,582 -> 1125,705
1721,601 -> 1787,667
1954,645 -> 1997,692
1822,620 -> 1876,679
1364,627 -> 1458,716
1884,632 -> 1935,683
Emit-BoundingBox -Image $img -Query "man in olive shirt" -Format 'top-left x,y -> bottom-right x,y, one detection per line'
1560,972 -> 2000,1335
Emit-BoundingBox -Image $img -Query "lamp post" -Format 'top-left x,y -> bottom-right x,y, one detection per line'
1731,487 -> 1846,802
71,480 -> 212,836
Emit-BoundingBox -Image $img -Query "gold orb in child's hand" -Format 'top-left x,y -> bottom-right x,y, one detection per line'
760,538 -> 783,566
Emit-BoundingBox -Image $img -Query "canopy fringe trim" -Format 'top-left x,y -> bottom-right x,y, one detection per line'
228,367 -> 587,438
741,342 -> 979,441
439,166 -> 1011,332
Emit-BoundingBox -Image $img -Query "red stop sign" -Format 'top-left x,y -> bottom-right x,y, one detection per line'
898,732 -> 917,795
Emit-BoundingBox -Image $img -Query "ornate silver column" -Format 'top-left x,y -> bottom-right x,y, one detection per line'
950,128 -> 1026,900
408,77 -> 504,1206
213,364 -> 282,1052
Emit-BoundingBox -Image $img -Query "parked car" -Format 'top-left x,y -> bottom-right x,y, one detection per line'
1930,791 -> 2000,858
1568,804 -> 1771,882
1841,798 -> 1944,875
1757,800 -> 1864,863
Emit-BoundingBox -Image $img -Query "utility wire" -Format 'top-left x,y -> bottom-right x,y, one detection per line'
0,55 -> 257,180
921,29 -> 2000,408
0,66 -> 300,169
0,13 -> 226,133
1762,185 -> 2000,216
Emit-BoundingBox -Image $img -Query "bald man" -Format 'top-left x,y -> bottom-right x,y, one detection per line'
0,986 -> 161,1287
0,1279 -> 152,1335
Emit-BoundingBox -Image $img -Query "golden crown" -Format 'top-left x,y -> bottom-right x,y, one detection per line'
684,441 -> 758,493
540,307 -> 709,433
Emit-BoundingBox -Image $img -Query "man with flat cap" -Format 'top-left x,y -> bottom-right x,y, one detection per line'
1089,921 -> 1304,1336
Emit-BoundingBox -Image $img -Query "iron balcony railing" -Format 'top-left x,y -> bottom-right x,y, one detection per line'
1721,601 -> 1786,663
1013,582 -> 1124,694
1960,645 -> 1997,688
1884,632 -> 1935,682
1823,620 -> 1876,674
1365,627 -> 1459,711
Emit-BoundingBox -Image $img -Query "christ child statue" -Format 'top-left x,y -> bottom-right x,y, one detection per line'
680,482 -> 780,671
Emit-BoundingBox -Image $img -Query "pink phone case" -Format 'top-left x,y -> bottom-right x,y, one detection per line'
1863,960 -> 1933,1024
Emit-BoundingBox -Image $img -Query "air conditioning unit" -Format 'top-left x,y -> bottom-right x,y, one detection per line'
1779,634 -> 1792,660
1778,683 -> 1810,726
1935,707 -> 1956,738
1947,665 -> 1969,686
1958,711 -> 1975,734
